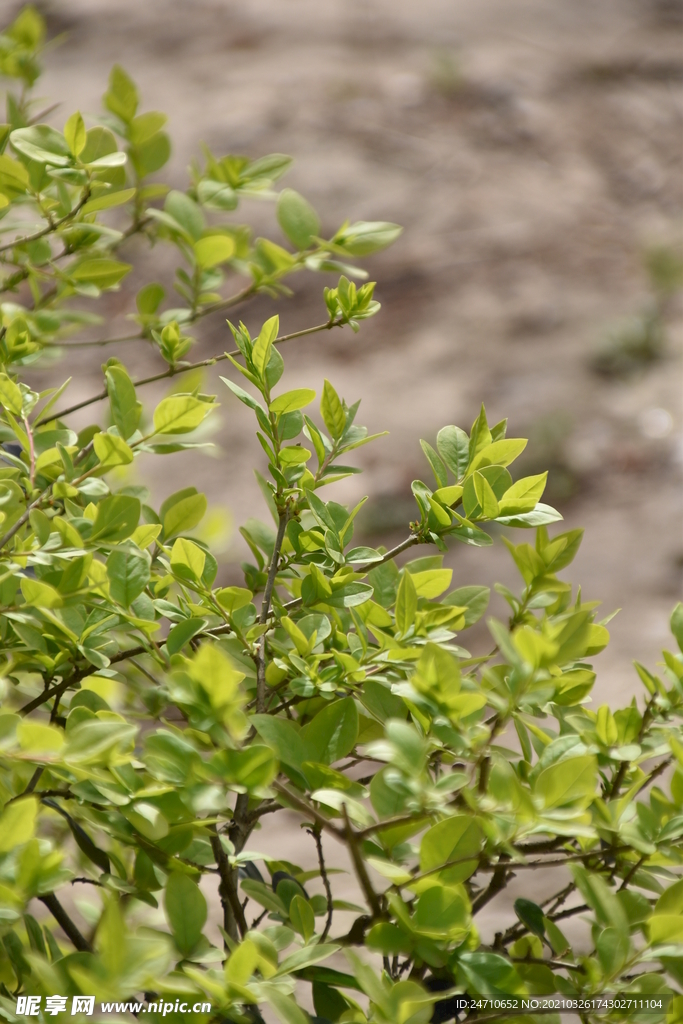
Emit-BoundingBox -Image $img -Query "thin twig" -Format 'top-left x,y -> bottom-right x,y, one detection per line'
342,804 -> 383,918
0,192 -> 91,256
472,863 -> 510,914
39,893 -> 92,952
37,318 -> 343,426
308,827 -> 334,941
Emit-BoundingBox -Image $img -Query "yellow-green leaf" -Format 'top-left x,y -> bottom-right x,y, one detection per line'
93,431 -> 134,470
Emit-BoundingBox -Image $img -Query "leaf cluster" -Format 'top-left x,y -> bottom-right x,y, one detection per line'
0,10 -> 682,1024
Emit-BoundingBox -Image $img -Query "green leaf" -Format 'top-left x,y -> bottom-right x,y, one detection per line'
136,282 -> 165,315
320,379 -> 345,439
514,898 -> 546,938
166,617 -> 207,656
70,259 -> 132,290
414,885 -> 470,939
469,438 -> 528,473
251,716 -> 308,771
302,697 -> 358,765
457,952 -> 524,999
165,190 -> 205,240
93,431 -> 134,470
419,815 -> 483,884
11,125 -> 72,166
270,389 -> 316,415
105,65 -> 139,123
130,111 -> 167,145
153,394 -> 214,435
106,546 -> 150,607
277,188 -> 320,249
252,315 -> 279,378
408,569 -> 453,599
105,365 -> 142,440
671,603 -> 683,654
21,578 -> 63,609
266,990 -> 310,1024
535,755 -> 597,808
162,490 -> 207,538
289,895 -> 315,942
436,425 -> 470,481
64,111 -> 86,158
0,373 -> 23,415
395,569 -> 417,636
498,472 -> 548,515
164,873 -> 207,956
420,440 -> 448,488
90,495 -> 141,543
82,187 -> 136,214
194,233 -> 235,268
221,377 -> 267,415
170,537 -> 206,580
496,503 -> 562,528
333,220 -> 402,255
0,798 -> 37,853
444,585 -> 490,626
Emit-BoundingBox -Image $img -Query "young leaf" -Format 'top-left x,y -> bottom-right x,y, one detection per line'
395,570 -> 417,636
164,873 -> 207,956
320,379 -> 345,439
277,188 -> 320,250
252,317 -> 279,379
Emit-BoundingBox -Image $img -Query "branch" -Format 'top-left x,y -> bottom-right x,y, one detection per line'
342,804 -> 383,919
472,863 -> 510,915
48,283 -> 257,350
510,955 -> 585,974
17,621 -> 233,717
548,902 -> 589,923
39,892 -> 92,952
308,826 -> 334,941
256,508 -> 290,713
279,533 -> 420,616
209,828 -> 247,943
272,781 -> 344,840
18,643 -> 148,716
608,696 -> 657,799
37,318 -> 344,426
0,191 -> 91,256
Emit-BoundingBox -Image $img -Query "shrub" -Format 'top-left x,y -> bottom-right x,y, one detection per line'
0,9 -> 682,1024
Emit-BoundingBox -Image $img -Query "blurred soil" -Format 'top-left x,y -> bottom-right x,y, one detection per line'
13,0 -> 683,979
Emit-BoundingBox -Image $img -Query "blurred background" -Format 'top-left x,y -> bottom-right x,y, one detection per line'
22,0 -> 683,701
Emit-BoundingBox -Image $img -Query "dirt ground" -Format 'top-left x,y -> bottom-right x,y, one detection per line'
12,0 -> 683,999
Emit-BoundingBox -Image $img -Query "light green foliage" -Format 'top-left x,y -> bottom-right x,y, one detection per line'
0,10 -> 681,1024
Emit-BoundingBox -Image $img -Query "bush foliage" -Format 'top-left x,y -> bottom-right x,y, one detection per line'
0,9 -> 682,1024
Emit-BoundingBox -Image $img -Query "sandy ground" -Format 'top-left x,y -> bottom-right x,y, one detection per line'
10,0 -> 683,1007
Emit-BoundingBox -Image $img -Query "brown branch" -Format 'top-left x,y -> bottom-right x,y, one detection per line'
272,781 -> 344,840
39,893 -> 92,952
209,831 -> 247,943
308,826 -> 334,941
47,283 -> 256,350
342,804 -> 383,919
548,902 -> 589,923
0,192 -> 91,256
37,318 -> 343,426
18,644 -> 148,716
609,696 -> 657,799
472,863 -> 510,914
